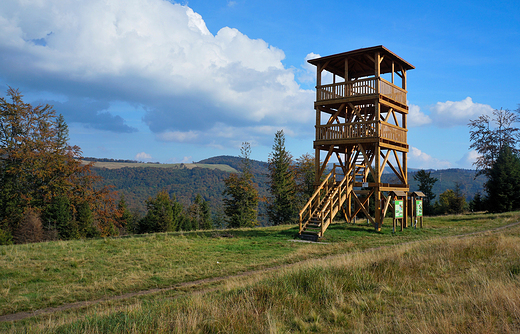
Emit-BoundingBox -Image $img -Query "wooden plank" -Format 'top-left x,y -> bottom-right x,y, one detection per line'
379,141 -> 409,153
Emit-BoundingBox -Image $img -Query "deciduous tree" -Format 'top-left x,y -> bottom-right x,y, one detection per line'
0,87 -> 119,242
468,108 -> 519,177
294,153 -> 315,203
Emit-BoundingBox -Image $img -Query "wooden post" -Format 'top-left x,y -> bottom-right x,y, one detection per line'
391,61 -> 394,84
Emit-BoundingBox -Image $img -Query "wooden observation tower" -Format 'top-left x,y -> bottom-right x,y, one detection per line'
299,46 -> 414,240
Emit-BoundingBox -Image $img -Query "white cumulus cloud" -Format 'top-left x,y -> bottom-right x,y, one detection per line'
0,0 -> 314,145
430,97 -> 493,128
135,152 -> 152,161
456,150 -> 480,169
408,104 -> 432,127
409,146 -> 452,169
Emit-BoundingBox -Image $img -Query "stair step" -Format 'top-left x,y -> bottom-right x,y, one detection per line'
300,232 -> 319,242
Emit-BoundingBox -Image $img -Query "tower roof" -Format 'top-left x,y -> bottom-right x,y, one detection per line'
307,45 -> 414,79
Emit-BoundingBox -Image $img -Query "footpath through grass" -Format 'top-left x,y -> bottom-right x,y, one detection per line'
1,211 -> 519,330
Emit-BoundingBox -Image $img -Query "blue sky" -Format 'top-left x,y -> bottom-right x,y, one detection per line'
0,0 -> 519,169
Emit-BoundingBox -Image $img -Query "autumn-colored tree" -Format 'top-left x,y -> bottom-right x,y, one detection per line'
0,87 -> 119,242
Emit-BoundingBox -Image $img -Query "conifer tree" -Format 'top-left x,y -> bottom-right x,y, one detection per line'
139,191 -> 175,233
485,145 -> 520,213
267,130 -> 297,225
413,170 -> 438,215
222,142 -> 258,228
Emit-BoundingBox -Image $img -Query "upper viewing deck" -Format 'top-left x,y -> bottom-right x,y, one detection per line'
317,77 -> 407,106
308,46 -> 414,109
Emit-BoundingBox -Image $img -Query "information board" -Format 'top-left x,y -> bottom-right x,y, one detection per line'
395,199 -> 404,218
416,199 -> 423,217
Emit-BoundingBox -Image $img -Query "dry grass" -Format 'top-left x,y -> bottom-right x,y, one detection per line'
4,223 -> 520,333
2,212 -> 520,333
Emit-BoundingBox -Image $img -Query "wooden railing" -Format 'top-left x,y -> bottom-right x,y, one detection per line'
316,121 -> 406,144
379,78 -> 407,105
380,121 -> 407,144
317,77 -> 406,105
299,167 -> 337,234
316,121 -> 377,141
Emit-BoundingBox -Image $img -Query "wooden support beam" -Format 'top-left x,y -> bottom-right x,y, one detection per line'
318,146 -> 334,179
335,151 -> 349,176
383,107 -> 393,122
391,61 -> 394,84
380,150 -> 390,175
358,144 -> 377,181
382,193 -> 392,217
392,149 -> 405,181
352,191 -> 376,226
391,109 -> 400,127
326,103 -> 346,125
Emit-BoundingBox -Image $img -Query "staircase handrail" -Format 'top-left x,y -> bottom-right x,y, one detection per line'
299,167 -> 335,215
319,170 -> 349,216
299,166 -> 338,233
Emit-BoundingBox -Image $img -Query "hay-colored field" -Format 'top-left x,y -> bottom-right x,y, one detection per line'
82,161 -> 238,173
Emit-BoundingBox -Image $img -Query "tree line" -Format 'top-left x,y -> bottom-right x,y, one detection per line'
0,89 -> 217,244
2,87 -> 518,244
414,107 -> 520,215
0,88 -> 122,244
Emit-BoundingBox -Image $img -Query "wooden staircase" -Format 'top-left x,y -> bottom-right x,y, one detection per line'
299,166 -> 352,241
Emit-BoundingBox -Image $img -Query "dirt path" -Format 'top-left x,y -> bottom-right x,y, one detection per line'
2,221 -> 519,323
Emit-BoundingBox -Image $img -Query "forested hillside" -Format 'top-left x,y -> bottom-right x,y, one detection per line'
93,156 -> 486,226
407,169 -> 486,201
92,156 -> 272,225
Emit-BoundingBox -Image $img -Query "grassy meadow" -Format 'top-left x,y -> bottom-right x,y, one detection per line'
1,211 -> 520,333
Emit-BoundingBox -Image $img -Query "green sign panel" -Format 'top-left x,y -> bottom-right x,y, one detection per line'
395,200 -> 404,218
416,199 -> 423,217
